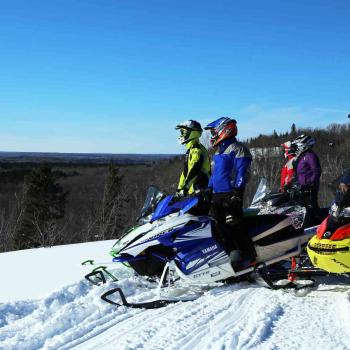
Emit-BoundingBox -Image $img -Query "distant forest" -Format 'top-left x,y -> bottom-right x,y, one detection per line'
0,121 -> 349,253
244,122 -> 350,205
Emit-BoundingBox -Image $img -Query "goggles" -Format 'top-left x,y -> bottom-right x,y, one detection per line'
180,128 -> 190,136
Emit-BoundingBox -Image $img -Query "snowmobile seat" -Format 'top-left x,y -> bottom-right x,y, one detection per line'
243,214 -> 292,240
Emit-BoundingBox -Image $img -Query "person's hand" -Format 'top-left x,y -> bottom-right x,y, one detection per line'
174,190 -> 185,200
194,188 -> 212,203
283,183 -> 292,192
230,188 -> 243,208
339,183 -> 349,194
300,184 -> 315,193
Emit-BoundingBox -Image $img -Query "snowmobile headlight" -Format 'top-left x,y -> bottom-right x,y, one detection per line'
323,231 -> 332,239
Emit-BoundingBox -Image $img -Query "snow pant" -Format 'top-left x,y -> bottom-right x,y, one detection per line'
301,189 -> 319,209
301,189 -> 321,226
188,196 -> 210,216
211,191 -> 255,260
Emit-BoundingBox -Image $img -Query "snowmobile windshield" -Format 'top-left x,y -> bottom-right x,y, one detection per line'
138,186 -> 166,222
251,178 -> 270,206
151,195 -> 199,222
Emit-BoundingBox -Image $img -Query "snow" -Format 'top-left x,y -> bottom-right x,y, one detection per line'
0,241 -> 349,350
0,240 -> 115,302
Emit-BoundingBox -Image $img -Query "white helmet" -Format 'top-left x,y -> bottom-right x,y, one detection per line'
292,134 -> 315,154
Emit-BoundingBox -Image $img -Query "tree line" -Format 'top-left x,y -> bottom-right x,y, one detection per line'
0,158 -> 183,252
0,121 -> 349,252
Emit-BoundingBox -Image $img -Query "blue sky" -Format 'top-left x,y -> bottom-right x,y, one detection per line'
0,0 -> 349,153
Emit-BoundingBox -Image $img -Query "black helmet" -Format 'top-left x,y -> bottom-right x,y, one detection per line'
292,134 -> 315,154
175,120 -> 202,132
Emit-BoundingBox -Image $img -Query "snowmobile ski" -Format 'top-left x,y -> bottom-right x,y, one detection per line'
100,287 -> 193,309
253,263 -> 315,290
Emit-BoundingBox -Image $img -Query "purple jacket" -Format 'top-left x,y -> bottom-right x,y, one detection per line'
296,150 -> 321,189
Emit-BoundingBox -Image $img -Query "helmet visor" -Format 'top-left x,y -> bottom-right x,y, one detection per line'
180,128 -> 190,137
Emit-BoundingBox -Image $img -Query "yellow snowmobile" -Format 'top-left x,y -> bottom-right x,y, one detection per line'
307,209 -> 350,274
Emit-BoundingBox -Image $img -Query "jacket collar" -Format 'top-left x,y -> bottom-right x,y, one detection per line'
218,137 -> 236,153
185,138 -> 200,150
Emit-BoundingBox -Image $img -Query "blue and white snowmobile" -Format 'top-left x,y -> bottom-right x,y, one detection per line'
86,186 -> 318,308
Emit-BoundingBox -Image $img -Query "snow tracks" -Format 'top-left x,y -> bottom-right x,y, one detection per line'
0,279 -> 350,350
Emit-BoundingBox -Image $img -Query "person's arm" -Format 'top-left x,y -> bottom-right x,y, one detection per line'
182,147 -> 203,191
177,172 -> 186,192
280,165 -> 287,191
307,152 -> 321,186
233,154 -> 252,189
208,175 -> 213,189
339,189 -> 350,209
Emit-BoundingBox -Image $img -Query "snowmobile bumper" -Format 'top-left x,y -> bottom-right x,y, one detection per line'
307,236 -> 350,273
84,266 -> 118,285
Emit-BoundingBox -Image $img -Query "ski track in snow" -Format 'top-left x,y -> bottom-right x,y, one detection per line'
1,278 -> 350,350
1,242 -> 350,350
2,278 -> 348,350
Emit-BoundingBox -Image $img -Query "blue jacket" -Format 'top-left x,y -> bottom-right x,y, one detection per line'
209,138 -> 252,193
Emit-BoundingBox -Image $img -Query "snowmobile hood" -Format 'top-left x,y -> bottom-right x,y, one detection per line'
118,214 -> 209,257
316,216 -> 350,241
110,195 -> 199,257
110,221 -> 154,257
307,235 -> 350,273
151,195 -> 198,222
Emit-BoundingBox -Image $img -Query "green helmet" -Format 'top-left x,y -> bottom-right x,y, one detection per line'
175,120 -> 202,144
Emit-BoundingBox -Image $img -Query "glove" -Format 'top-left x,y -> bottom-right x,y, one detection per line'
300,184 -> 315,193
229,188 -> 243,209
283,183 -> 292,192
174,190 -> 185,200
194,188 -> 212,203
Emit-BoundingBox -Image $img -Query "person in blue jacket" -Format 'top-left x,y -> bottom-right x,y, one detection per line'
204,117 -> 255,264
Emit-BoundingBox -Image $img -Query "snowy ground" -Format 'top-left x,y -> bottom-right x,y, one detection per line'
0,241 -> 349,350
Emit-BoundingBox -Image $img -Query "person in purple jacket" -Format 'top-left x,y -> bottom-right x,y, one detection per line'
292,134 -> 322,213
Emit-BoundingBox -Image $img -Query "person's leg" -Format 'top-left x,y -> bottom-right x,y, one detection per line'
224,193 -> 256,260
302,189 -> 320,226
211,193 -> 236,253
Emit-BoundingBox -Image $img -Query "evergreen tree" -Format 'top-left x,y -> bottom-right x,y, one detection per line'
13,166 -> 68,249
291,123 -> 297,135
97,164 -> 127,240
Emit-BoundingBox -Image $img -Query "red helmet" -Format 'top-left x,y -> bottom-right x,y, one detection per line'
204,117 -> 237,147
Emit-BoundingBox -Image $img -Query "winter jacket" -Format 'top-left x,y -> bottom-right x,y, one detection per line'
280,155 -> 296,191
295,150 -> 321,190
209,137 -> 252,193
177,139 -> 211,195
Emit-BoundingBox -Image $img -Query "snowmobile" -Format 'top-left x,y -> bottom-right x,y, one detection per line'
307,203 -> 350,274
248,178 -> 328,229
86,186 -> 318,307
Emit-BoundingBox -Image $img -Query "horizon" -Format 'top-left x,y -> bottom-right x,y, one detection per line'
0,150 -> 179,155
1,117 -> 349,154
